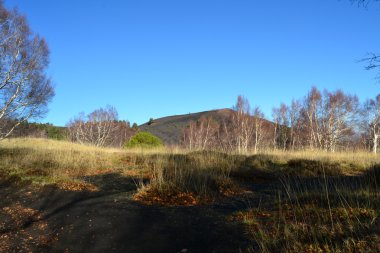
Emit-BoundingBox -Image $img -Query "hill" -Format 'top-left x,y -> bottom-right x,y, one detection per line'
139,108 -> 275,145
139,109 -> 234,145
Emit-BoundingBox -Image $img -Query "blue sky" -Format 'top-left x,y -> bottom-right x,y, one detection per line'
5,0 -> 380,126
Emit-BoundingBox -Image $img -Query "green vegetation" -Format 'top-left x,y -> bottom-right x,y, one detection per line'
37,123 -> 67,140
147,118 -> 154,125
132,122 -> 139,131
124,131 -> 164,149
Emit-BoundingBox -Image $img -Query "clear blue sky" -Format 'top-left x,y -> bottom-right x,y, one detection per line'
5,0 -> 380,126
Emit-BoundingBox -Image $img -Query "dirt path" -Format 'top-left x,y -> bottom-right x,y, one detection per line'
0,174 -> 277,253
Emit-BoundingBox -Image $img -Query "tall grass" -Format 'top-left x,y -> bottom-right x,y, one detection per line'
232,165 -> 380,252
133,151 -> 242,204
0,138 -> 123,184
261,149 -> 380,174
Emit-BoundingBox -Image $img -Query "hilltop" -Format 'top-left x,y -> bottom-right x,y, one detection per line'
138,109 -> 234,145
139,108 -> 276,145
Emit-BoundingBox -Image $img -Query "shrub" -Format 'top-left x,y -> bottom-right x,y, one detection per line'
44,124 -> 67,140
124,131 -> 164,149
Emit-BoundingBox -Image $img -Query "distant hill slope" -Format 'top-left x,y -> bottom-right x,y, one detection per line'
139,109 -> 235,145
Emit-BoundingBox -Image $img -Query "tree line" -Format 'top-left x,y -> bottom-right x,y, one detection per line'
8,86 -> 379,154
2,120 -> 66,140
182,87 -> 380,154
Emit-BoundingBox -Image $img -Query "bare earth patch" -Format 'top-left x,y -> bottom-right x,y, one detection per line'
0,203 -> 57,253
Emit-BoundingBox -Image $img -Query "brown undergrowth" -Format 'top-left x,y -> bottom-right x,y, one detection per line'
230,166 -> 380,253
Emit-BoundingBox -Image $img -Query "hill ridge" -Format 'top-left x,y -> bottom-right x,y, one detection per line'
138,108 -> 234,145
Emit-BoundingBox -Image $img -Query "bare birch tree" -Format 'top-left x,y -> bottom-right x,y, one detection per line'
289,99 -> 302,150
182,116 -> 218,150
218,117 -> 235,152
231,96 -> 254,153
303,87 -> 323,149
272,108 -> 279,150
67,106 -> 123,147
362,95 -> 380,153
322,90 -> 359,152
0,2 -> 54,139
252,106 -> 265,153
272,104 -> 290,151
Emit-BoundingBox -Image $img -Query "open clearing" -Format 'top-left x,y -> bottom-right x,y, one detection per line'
0,139 -> 379,252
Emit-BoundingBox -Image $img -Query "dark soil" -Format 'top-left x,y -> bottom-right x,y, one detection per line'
0,173 -> 277,253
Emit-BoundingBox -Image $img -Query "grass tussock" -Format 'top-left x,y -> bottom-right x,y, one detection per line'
231,165 -> 380,253
133,151 -> 243,205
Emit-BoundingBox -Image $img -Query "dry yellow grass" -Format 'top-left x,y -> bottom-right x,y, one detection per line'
0,138 -> 379,187
263,149 -> 380,166
0,138 -> 123,185
0,138 -> 186,188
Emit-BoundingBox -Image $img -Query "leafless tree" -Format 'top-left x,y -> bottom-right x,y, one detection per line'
266,86 -> 361,151
252,106 -> 265,153
218,117 -> 235,152
271,108 -> 279,150
322,90 -> 359,152
0,2 -> 54,139
303,87 -> 323,149
182,116 -> 219,150
289,99 -> 302,150
231,96 -> 255,153
67,106 -> 131,147
361,53 -> 380,81
348,1 -> 380,82
280,104 -> 290,150
272,104 -> 290,151
297,88 -> 360,151
362,95 -> 380,153
109,120 -> 136,147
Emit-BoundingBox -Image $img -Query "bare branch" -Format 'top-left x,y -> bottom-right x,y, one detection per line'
0,3 -> 54,139
67,106 -> 135,147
